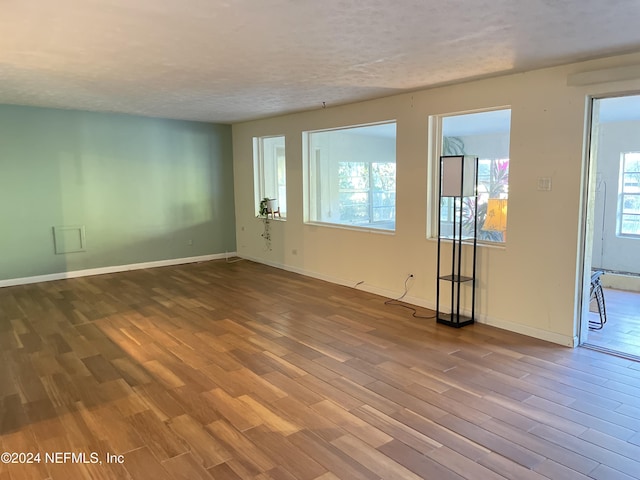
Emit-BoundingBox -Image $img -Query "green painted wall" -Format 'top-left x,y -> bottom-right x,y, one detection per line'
0,104 -> 236,281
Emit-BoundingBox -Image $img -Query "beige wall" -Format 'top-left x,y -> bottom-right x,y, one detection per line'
232,52 -> 640,347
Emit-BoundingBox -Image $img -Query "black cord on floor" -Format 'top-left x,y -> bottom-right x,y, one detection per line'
384,276 -> 436,319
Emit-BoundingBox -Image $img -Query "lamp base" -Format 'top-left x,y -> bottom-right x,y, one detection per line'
437,313 -> 474,328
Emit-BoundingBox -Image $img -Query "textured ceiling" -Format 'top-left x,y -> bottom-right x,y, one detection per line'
2,0 -> 640,124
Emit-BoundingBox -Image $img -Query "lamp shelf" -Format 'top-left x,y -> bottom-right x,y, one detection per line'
439,274 -> 473,283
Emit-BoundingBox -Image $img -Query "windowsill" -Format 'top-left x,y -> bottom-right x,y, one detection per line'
256,216 -> 286,222
304,221 -> 395,235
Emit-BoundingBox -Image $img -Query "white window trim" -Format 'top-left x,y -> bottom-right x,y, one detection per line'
428,106 -> 512,245
253,135 -> 286,219
618,151 -> 640,238
303,120 -> 397,231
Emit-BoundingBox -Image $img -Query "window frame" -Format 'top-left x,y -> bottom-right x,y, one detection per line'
618,151 -> 640,237
253,135 -> 287,219
303,121 -> 397,232
429,107 -> 512,245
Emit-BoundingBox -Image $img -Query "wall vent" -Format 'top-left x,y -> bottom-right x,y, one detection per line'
53,225 -> 86,254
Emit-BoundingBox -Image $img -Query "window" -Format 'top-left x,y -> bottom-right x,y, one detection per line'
619,152 -> 640,236
305,122 -> 396,230
435,109 -> 511,243
254,135 -> 286,217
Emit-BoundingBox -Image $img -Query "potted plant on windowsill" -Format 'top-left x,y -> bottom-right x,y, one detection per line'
258,198 -> 278,217
257,197 -> 276,250
258,198 -> 269,217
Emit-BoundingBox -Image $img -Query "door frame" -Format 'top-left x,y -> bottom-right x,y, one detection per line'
576,95 -> 597,345
577,91 -> 640,345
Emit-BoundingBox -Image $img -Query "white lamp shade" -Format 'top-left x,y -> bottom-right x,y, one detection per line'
441,156 -> 476,197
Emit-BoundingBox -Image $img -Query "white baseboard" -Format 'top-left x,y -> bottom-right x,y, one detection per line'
476,315 -> 577,347
601,273 -> 640,292
240,254 -> 576,347
0,252 -> 237,288
240,254 -> 410,299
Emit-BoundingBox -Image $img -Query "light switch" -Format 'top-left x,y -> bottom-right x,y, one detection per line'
537,177 -> 552,191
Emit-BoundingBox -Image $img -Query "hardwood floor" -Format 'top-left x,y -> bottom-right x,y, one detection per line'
586,288 -> 640,359
1,259 -> 640,479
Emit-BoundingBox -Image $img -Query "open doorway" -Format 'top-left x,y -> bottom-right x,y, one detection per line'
581,94 -> 640,359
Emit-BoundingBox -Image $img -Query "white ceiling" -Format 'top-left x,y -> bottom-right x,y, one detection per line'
2,0 -> 640,124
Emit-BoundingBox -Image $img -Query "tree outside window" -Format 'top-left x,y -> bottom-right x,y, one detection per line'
338,162 -> 395,224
